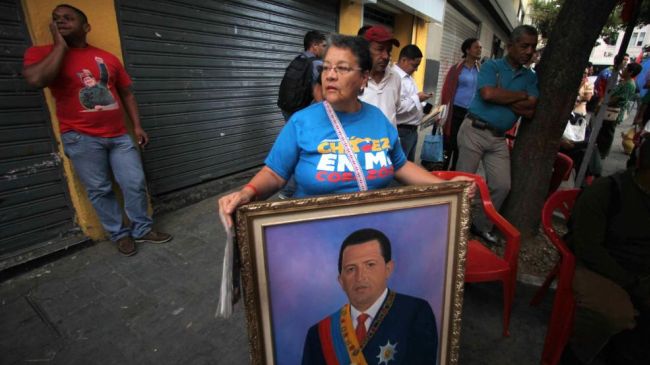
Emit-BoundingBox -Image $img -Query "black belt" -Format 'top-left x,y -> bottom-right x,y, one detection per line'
466,114 -> 505,137
397,124 -> 418,131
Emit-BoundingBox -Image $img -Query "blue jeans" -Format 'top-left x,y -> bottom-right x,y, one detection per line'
61,131 -> 152,241
397,125 -> 418,162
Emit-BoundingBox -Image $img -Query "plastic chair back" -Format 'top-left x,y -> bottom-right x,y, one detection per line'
540,189 -> 580,365
548,153 -> 573,197
432,171 -> 520,336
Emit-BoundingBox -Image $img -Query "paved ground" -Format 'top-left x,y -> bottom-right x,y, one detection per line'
0,120 -> 631,364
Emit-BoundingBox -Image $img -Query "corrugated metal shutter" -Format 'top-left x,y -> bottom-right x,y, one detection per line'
0,0 -> 82,267
116,0 -> 339,195
435,4 -> 479,104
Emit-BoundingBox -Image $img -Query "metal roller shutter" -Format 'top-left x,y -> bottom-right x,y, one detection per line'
116,0 -> 339,195
436,4 -> 479,104
0,0 -> 83,268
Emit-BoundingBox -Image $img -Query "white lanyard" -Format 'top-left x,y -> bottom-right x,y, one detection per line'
323,101 -> 368,191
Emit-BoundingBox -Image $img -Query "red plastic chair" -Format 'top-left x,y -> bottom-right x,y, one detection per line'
432,171 -> 521,336
529,189 -> 581,365
505,121 -> 520,150
547,153 -> 574,197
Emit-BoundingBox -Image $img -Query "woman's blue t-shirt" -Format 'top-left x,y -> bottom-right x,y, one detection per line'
265,102 -> 407,198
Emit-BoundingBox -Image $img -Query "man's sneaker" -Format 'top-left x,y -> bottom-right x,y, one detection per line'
135,231 -> 173,244
470,225 -> 500,245
116,236 -> 137,256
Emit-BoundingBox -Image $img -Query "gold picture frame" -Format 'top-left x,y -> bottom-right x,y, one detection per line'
235,181 -> 471,365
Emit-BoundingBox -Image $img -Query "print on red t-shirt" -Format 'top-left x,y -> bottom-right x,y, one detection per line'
24,45 -> 132,137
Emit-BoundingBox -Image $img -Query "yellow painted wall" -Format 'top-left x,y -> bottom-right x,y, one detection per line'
22,0 -> 139,240
336,3 -> 429,90
391,14 -> 430,91
392,12 -> 413,64
338,1 -> 363,35
412,18 -> 429,91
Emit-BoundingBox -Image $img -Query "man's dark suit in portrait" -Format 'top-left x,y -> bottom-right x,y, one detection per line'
301,228 -> 438,365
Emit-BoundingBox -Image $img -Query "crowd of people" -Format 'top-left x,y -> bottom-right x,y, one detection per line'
220,25 -> 541,244
24,4 -> 649,364
561,49 -> 650,365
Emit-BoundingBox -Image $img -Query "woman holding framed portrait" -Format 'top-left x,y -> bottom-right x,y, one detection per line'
219,34 -> 472,225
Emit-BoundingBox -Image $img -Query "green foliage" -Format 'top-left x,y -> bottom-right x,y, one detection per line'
529,0 -> 623,43
528,0 -> 562,38
639,0 -> 650,26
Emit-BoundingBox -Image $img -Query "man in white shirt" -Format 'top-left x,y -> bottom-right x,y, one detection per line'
301,228 -> 437,365
359,25 -> 402,127
394,45 -> 431,161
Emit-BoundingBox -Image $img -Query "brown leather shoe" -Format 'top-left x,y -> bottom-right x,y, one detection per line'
116,236 -> 137,256
135,231 -> 173,244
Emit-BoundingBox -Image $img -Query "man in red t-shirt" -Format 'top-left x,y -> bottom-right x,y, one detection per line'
23,4 -> 171,256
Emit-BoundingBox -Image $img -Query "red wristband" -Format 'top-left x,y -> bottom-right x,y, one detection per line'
244,184 -> 258,201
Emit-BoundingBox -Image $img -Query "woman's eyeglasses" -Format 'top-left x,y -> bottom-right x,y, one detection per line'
319,65 -> 362,75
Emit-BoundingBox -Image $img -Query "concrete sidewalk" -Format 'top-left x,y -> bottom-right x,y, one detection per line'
0,196 -> 549,365
0,121 -> 631,364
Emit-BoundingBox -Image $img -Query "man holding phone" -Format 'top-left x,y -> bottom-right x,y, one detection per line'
394,45 -> 430,161
23,4 -> 171,256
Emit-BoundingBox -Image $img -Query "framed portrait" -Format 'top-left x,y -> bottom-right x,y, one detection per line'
235,182 -> 471,365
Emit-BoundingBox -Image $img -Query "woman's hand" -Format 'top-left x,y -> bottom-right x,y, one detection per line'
218,188 -> 255,228
217,167 -> 286,228
449,175 -> 477,198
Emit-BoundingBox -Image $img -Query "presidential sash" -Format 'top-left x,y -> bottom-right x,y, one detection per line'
316,291 -> 396,365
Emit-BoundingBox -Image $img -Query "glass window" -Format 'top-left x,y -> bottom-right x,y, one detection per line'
637,32 -> 646,47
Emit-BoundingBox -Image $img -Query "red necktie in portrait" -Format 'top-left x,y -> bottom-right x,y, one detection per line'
356,313 -> 369,342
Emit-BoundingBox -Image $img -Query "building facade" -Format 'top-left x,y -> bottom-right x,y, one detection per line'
590,24 -> 650,66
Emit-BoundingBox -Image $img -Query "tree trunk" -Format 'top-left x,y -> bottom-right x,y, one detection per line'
502,0 -> 619,238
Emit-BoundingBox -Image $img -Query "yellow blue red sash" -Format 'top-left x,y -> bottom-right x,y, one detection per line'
317,304 -> 367,365
316,291 -> 397,365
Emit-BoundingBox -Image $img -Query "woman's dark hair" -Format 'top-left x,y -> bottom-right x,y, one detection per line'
325,34 -> 372,72
461,38 -> 479,58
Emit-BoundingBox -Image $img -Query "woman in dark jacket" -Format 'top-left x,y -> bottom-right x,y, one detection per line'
439,38 -> 482,170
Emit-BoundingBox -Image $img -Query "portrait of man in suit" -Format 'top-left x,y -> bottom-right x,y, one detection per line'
301,228 -> 438,365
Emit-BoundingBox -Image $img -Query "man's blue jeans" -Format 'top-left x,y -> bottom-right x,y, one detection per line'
61,131 -> 152,241
397,125 -> 418,162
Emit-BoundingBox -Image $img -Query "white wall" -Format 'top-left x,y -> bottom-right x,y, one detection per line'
427,22 -> 444,60
448,1 -> 511,58
388,0 -> 446,22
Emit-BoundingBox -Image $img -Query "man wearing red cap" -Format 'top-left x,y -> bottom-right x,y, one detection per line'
360,25 -> 402,127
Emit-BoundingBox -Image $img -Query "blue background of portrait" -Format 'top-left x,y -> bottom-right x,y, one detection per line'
264,204 -> 450,365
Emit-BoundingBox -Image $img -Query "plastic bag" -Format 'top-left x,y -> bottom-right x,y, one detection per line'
562,113 -> 587,142
421,125 -> 444,162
